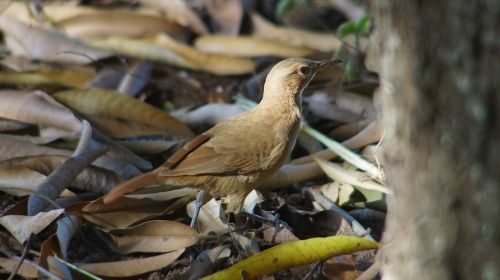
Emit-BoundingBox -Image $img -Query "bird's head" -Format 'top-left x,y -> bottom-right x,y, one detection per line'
262,58 -> 342,104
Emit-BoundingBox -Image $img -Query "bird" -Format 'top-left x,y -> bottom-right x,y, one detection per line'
103,58 -> 341,224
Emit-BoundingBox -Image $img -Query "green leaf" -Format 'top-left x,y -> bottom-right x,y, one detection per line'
275,0 -> 294,20
355,15 -> 371,35
338,21 -> 357,39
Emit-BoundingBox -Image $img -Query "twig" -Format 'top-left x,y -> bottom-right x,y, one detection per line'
7,235 -> 32,280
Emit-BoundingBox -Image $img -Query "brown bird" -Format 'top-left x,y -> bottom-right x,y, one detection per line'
103,58 -> 340,221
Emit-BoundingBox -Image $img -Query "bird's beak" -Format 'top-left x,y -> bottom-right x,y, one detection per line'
316,59 -> 343,70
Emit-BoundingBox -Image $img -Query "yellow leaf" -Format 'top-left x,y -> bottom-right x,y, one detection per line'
53,88 -> 193,139
0,68 -> 95,88
203,235 -> 378,280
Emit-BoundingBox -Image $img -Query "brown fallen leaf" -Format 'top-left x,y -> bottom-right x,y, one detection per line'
322,255 -> 360,280
90,35 -> 256,75
251,13 -> 342,52
0,209 -> 64,243
53,88 -> 193,139
0,166 -> 47,196
0,15 -> 110,64
77,249 -> 185,277
0,257 -> 39,278
0,67 -> 96,88
82,196 -> 189,229
314,157 -> 391,194
108,220 -> 199,254
205,0 -> 243,35
187,199 -> 226,235
0,90 -> 82,132
0,154 -> 123,194
58,10 -> 190,40
139,0 -> 208,34
194,35 -> 314,58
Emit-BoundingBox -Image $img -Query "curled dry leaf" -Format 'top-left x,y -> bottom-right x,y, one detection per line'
0,90 -> 82,132
187,198 -> 226,235
53,88 -> 193,139
0,16 -> 110,64
58,10 -> 190,40
251,13 -> 342,52
203,236 -> 378,280
108,220 -> 199,254
0,208 -> 65,244
195,35 -> 314,58
140,0 -> 208,34
90,35 -> 256,75
77,249 -> 184,277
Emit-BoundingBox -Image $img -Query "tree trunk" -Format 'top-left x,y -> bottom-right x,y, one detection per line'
371,1 -> 500,279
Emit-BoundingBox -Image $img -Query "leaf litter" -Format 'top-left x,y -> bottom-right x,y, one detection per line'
0,1 -> 385,279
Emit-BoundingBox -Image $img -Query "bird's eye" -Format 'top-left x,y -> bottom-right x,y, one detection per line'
298,65 -> 311,76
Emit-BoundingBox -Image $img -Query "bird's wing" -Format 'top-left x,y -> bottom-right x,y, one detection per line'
162,117 -> 268,177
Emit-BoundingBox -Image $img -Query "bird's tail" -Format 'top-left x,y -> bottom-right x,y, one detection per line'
103,171 -> 161,204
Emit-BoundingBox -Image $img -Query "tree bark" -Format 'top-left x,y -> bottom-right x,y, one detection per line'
371,1 -> 500,279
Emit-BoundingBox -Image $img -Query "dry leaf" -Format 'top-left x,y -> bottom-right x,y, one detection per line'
0,166 -> 47,196
313,157 -> 391,194
195,35 -> 314,58
140,0 -> 208,34
173,103 -> 245,127
108,220 -> 199,253
251,13 -> 342,52
58,10 -> 190,40
205,0 -> 243,35
0,209 -> 64,243
0,67 -> 96,88
53,88 -> 193,139
0,15 -> 110,64
0,155 -> 123,194
90,35 -> 256,75
0,257 -> 39,278
187,198 -> 226,235
0,90 -> 82,132
78,249 -> 184,277
82,196 -> 187,229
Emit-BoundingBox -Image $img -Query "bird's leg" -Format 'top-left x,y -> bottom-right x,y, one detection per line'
241,211 -> 289,231
190,189 -> 206,228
